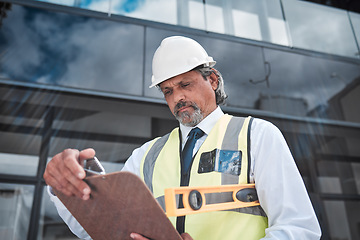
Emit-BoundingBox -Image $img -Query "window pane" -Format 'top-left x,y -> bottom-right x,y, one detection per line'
262,48 -> 360,120
0,4 -> 144,96
232,6 -> 262,41
33,0 -> 75,7
317,161 -> 360,195
76,0 -> 110,13
50,135 -> 136,170
111,0 -> 177,25
48,93 -> 152,166
34,0 -> 110,13
39,186 -> 77,239
323,200 -> 360,240
204,0 -> 225,34
282,0 -> 359,58
228,0 -> 289,45
0,92 -> 42,176
349,12 -> 360,57
0,183 -> 34,239
0,153 -> 38,176
266,0 -> 289,46
189,0 -> 206,31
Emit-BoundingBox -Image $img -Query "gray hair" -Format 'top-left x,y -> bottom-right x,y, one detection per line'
196,66 -> 227,105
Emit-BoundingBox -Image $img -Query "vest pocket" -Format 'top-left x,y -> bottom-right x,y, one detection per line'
198,149 -> 242,176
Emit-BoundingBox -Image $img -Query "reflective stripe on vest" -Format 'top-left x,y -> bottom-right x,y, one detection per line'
143,133 -> 171,193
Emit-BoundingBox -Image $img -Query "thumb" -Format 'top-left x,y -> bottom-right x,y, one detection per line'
79,148 -> 96,162
181,233 -> 193,240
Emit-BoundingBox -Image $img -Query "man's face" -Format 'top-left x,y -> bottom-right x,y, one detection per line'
159,70 -> 218,127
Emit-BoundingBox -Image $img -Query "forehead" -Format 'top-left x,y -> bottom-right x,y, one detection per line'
159,71 -> 200,88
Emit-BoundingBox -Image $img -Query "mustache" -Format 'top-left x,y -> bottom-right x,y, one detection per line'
173,101 -> 197,115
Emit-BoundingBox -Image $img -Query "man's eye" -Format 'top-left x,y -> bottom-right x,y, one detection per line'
164,90 -> 171,96
182,83 -> 190,88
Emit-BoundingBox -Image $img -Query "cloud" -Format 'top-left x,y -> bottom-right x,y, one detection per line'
1,4 -> 144,95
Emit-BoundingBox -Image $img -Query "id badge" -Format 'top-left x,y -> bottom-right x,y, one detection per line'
198,149 -> 242,176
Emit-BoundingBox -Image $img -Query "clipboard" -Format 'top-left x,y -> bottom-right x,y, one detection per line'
55,171 -> 182,240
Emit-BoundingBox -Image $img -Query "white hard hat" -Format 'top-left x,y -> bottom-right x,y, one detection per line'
150,36 -> 216,88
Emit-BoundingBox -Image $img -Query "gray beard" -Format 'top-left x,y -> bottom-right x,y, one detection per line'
174,104 -> 204,127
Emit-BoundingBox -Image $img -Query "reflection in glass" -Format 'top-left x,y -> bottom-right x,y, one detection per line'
34,0 -> 75,7
49,96 -> 149,164
111,0 -> 177,25
39,186 -> 77,239
317,161 -> 360,195
36,0 -> 177,25
0,153 -> 39,176
353,163 -> 360,194
282,0 -> 359,58
76,0 -> 110,13
229,0 -> 289,45
50,133 -> 140,164
349,12 -> 360,57
232,4 -> 261,41
202,0 -> 225,34
0,4 -> 144,96
0,183 -> 34,240
262,48 -> 360,119
35,0 -> 110,13
188,0 -> 206,31
32,0 -> 359,59
323,200 -> 357,240
50,135 -> 137,167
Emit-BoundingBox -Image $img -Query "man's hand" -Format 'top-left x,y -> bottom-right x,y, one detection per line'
43,148 -> 95,200
130,233 -> 193,240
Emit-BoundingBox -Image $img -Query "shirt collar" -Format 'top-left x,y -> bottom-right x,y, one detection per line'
179,106 -> 224,144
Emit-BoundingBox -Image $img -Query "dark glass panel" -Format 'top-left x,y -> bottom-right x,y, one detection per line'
0,4 -> 144,96
323,200 -> 360,240
349,12 -> 360,57
0,183 -> 34,239
282,0 -> 359,58
0,86 -> 42,176
263,48 -> 360,121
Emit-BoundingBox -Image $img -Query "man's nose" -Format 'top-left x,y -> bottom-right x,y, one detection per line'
173,89 -> 185,103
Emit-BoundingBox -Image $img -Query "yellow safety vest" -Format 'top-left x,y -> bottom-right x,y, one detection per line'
140,114 -> 268,239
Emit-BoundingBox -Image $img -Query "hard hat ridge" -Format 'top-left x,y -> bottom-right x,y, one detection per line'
150,36 -> 216,88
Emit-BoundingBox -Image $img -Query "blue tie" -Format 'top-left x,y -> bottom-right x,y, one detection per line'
182,127 -> 205,174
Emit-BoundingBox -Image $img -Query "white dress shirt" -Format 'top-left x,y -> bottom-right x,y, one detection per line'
49,107 -> 321,239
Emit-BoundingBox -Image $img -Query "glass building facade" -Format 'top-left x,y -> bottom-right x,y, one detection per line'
0,0 -> 360,239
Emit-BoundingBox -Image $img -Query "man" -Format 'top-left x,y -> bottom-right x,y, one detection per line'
44,36 -> 321,239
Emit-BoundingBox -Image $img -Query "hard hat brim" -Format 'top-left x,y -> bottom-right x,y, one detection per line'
149,61 -> 216,88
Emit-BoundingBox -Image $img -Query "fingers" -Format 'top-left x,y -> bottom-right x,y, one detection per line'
129,232 -> 193,240
181,233 -> 193,240
44,148 -> 96,200
130,233 -> 149,240
79,148 -> 96,162
63,149 -> 86,179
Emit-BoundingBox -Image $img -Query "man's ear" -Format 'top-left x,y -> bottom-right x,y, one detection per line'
209,72 -> 219,91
